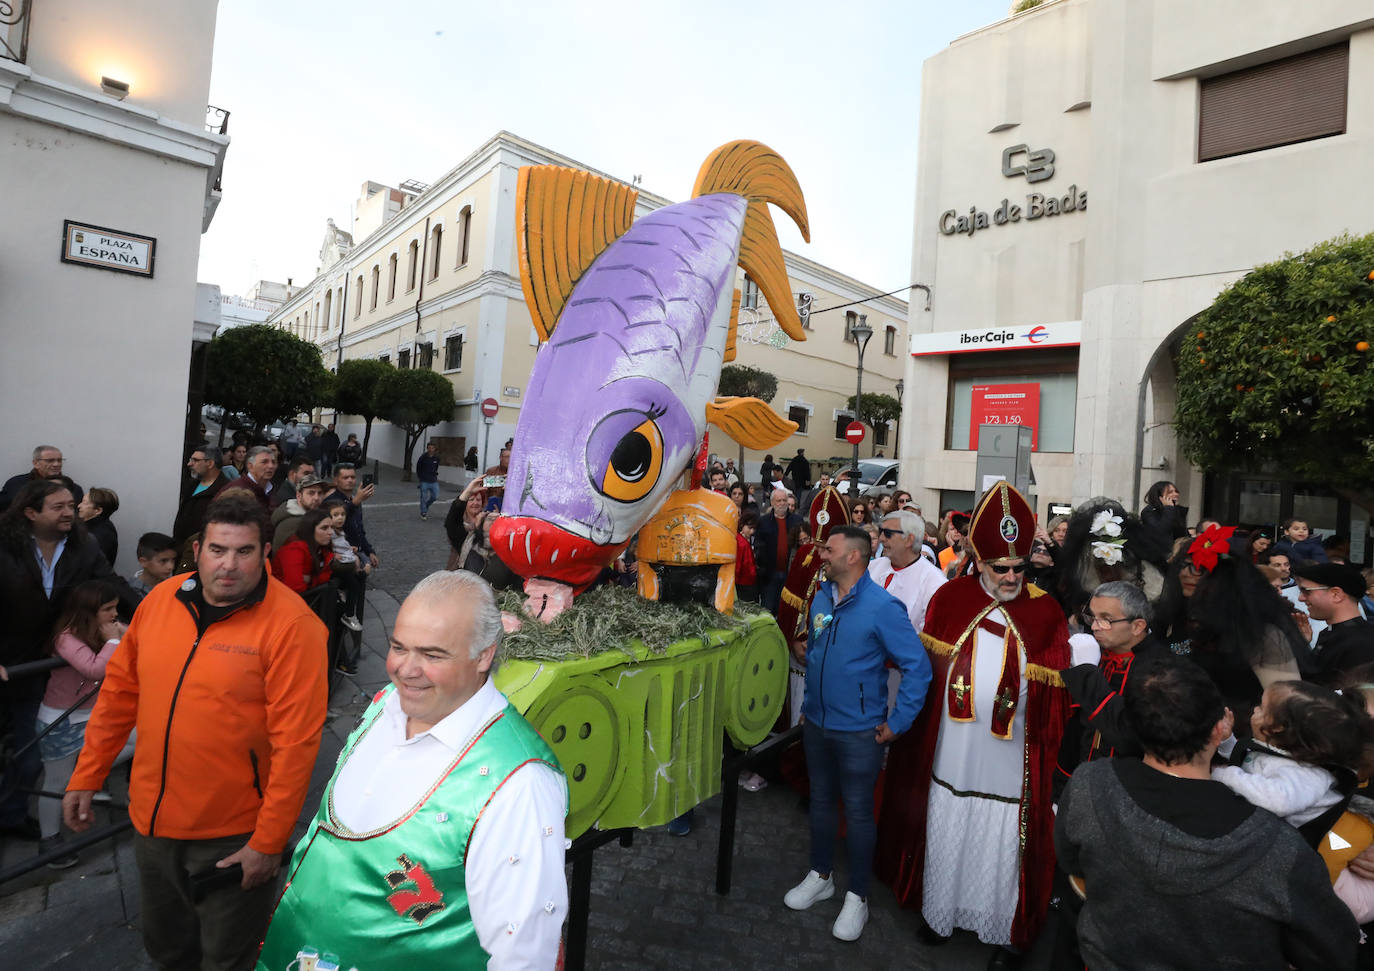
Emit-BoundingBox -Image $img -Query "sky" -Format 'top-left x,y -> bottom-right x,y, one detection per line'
199,0 -> 1013,300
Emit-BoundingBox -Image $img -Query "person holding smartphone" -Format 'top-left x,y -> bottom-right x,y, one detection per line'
1140,480 -> 1189,545
479,446 -> 510,513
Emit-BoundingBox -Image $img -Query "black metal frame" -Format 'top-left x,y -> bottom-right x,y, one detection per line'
0,0 -> 31,64
563,827 -> 634,971
715,724 -> 802,895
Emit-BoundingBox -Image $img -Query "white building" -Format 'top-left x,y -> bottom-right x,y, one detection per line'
0,0 -> 227,572
903,0 -> 1374,559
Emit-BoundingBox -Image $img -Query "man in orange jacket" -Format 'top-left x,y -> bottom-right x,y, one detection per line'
64,491 -> 328,971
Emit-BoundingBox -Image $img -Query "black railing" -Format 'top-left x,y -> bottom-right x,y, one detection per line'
0,0 -> 31,64
205,104 -> 230,136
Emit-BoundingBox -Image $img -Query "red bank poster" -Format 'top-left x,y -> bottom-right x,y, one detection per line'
969,383 -> 1041,450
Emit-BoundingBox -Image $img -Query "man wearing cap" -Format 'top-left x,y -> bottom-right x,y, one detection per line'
1294,562 -> 1374,687
270,473 -> 329,550
875,482 -> 1070,969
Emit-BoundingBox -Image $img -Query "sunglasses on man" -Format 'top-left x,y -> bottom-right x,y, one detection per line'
988,562 -> 1028,575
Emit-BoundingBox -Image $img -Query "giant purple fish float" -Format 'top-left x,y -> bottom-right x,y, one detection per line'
489,140 -> 810,616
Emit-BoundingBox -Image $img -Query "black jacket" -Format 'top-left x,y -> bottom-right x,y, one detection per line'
753,511 -> 802,577
1309,617 -> 1374,687
337,441 -> 363,465
86,515 -> 118,566
0,472 -> 84,513
0,530 -> 139,701
784,455 -> 812,490
172,473 -> 229,547
1139,503 -> 1188,546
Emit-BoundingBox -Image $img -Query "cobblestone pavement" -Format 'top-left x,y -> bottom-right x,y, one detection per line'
1,463 -> 1049,969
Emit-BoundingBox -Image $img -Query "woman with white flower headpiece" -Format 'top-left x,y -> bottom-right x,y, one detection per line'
1052,498 -> 1171,626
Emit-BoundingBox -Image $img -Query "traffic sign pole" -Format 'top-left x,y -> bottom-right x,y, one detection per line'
479,397 -> 500,472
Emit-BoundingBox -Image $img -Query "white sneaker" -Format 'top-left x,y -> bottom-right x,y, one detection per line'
783,870 -> 834,911
831,891 -> 868,941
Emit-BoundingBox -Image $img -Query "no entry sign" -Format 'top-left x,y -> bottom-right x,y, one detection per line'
480,397 -> 500,418
844,421 -> 865,444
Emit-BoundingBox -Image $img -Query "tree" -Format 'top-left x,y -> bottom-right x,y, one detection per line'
847,392 -> 902,456
204,325 -> 332,435
717,364 -> 780,471
373,368 -> 455,482
718,364 -> 778,403
1174,231 -> 1374,514
333,358 -> 394,461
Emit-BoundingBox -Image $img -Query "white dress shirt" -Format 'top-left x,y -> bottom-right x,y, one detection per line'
332,679 -> 569,970
868,555 -> 947,633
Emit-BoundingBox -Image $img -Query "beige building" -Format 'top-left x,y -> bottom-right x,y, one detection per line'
904,0 -> 1374,559
269,132 -> 907,483
0,0 -> 227,572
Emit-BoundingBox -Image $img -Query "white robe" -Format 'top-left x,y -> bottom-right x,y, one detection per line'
921,607 -> 1027,946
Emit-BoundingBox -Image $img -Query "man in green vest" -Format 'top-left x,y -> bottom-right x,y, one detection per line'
257,570 -> 568,970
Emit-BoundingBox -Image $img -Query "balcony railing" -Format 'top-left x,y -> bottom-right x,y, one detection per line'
206,104 -> 230,136
0,0 -> 31,64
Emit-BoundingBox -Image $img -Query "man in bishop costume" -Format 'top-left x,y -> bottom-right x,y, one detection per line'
875,481 -> 1070,969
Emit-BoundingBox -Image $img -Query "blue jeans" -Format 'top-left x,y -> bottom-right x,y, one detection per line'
803,721 -> 885,897
418,481 -> 439,516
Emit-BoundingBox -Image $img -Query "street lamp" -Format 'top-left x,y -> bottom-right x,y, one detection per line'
894,378 -> 904,461
850,314 -> 873,485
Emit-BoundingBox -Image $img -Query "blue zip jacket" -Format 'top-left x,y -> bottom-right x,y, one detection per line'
801,571 -> 932,735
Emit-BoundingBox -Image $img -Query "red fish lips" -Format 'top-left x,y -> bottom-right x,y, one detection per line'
487,516 -> 627,589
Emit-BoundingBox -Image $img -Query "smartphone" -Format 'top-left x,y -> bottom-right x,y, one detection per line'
483,474 -> 506,489
362,473 -> 375,488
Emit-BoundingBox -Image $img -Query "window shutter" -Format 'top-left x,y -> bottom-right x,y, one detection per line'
1199,43 -> 1347,162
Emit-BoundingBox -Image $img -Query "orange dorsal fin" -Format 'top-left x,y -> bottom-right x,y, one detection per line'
517,165 -> 637,342
693,141 -> 809,342
724,288 -> 740,362
706,396 -> 798,449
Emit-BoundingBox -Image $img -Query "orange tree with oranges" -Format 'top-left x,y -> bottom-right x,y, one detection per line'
1175,231 -> 1374,508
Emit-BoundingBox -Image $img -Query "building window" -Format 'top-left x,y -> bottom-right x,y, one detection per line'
787,405 -> 810,434
884,325 -> 897,356
370,265 -> 380,311
456,206 -> 472,267
407,240 -> 419,292
844,311 -> 857,343
429,225 -> 443,280
354,275 -> 363,318
304,310 -> 310,338
387,253 -> 398,301
742,274 -> 760,310
444,333 -> 464,370
378,352 -> 390,365
398,348 -> 411,369
944,348 -> 1079,453
323,290 -> 332,329
418,342 -> 433,369
874,423 -> 889,447
835,411 -> 855,440
1198,42 -> 1347,162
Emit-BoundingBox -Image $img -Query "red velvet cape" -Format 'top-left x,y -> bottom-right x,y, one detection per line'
874,575 -> 1070,950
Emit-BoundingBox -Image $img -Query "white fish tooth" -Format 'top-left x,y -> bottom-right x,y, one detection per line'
525,531 -> 533,563
551,548 -> 559,564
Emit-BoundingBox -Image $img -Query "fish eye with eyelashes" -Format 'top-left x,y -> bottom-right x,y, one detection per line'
586,408 -> 666,503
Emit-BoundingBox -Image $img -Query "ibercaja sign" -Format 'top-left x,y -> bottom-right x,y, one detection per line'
938,144 -> 1087,239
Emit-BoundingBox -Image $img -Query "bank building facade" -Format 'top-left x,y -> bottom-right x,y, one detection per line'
901,0 -> 1374,564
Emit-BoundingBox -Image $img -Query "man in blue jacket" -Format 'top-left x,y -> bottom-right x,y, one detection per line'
783,524 -> 932,942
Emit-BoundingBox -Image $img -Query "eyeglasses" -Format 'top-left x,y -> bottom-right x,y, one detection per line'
37,457 -> 63,464
1030,542 -> 1049,554
988,562 -> 1028,575
1297,585 -> 1331,596
878,527 -> 904,539
1080,611 -> 1136,629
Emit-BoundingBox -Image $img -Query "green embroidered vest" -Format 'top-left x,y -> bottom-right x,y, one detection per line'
256,686 -> 563,970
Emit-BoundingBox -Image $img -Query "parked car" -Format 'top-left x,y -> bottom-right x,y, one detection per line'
836,458 -> 899,496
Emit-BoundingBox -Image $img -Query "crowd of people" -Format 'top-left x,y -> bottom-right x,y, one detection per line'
763,472 -> 1374,970
7,424 -> 1374,969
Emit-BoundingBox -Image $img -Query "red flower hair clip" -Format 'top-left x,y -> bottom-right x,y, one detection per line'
1187,524 -> 1236,573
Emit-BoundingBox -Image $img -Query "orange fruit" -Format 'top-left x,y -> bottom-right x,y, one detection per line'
1326,315 -> 1337,323
1358,341 -> 1370,352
